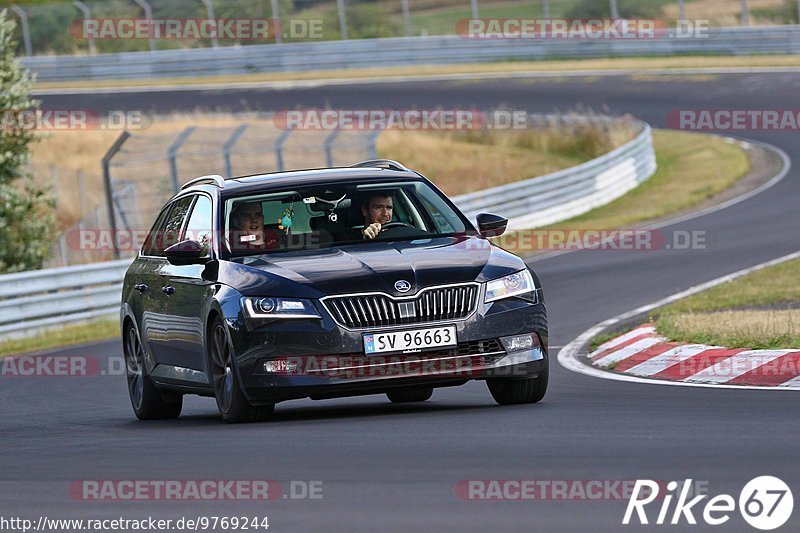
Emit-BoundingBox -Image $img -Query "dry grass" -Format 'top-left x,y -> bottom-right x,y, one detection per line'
29,114 -> 295,230
657,310 -> 800,349
663,0 -> 786,25
656,258 -> 800,314
653,258 -> 800,349
33,55 -> 800,90
376,116 -> 637,196
539,130 -> 749,230
30,112 -> 637,233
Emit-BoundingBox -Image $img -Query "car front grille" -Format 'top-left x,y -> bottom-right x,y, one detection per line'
322,283 -> 479,329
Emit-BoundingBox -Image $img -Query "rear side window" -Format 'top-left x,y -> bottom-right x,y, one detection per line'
144,196 -> 195,257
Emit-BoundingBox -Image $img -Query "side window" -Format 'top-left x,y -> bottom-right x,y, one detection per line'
417,194 -> 456,234
142,206 -> 171,257
149,196 -> 194,257
183,195 -> 213,256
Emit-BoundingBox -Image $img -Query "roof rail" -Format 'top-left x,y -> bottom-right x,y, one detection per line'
181,174 -> 225,190
350,159 -> 410,172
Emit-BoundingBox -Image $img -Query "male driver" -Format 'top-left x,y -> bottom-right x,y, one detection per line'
361,193 -> 393,240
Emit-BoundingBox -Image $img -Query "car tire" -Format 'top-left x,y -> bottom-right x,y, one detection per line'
124,322 -> 183,420
386,387 -> 434,403
486,361 -> 549,405
208,316 -> 275,423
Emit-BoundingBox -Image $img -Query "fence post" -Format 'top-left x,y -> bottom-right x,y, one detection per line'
76,170 -> 86,221
367,129 -> 382,160
9,5 -> 32,57
401,0 -> 412,36
73,1 -> 97,54
50,165 -> 58,195
200,0 -> 219,48
275,129 -> 292,171
102,131 -> 131,260
740,0 -> 750,26
133,0 -> 157,51
337,0 -> 348,39
678,0 -> 686,20
324,130 -> 341,167
609,0 -> 619,19
168,126 -> 196,193
59,235 -> 68,266
470,0 -> 479,19
270,0 -> 282,43
223,123 -> 249,178
541,0 -> 550,19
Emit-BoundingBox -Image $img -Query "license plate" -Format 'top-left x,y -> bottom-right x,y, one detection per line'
363,326 -> 457,355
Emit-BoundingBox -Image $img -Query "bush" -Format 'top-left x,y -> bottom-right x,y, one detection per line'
0,9 -> 54,273
564,0 -> 664,20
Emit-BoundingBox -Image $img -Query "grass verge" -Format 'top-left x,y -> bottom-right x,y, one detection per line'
0,319 -> 119,358
543,130 -> 749,229
651,258 -> 800,349
497,129 -> 750,256
34,55 -> 800,90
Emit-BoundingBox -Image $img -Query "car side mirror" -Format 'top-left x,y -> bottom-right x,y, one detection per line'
476,213 -> 508,238
165,240 -> 209,265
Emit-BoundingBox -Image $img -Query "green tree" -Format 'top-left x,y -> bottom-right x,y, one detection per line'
0,9 -> 53,273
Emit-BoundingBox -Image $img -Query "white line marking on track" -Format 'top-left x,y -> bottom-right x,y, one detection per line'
626,344 -> 713,377
558,249 -> 800,391
591,325 -> 655,355
594,337 -> 665,368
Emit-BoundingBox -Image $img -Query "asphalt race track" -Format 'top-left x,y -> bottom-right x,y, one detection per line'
5,73 -> 800,531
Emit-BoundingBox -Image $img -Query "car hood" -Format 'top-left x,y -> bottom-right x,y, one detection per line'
220,236 -> 526,298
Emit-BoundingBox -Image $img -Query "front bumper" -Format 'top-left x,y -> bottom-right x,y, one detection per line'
225,292 -> 548,404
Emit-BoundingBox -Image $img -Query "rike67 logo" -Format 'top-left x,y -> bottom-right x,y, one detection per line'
624,476 -> 793,530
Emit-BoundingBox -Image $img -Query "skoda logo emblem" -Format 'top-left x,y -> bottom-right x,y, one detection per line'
394,280 -> 412,293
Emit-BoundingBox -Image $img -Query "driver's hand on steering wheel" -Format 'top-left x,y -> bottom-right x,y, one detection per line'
362,222 -> 382,240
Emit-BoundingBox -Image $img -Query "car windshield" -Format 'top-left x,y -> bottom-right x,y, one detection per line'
223,179 -> 469,257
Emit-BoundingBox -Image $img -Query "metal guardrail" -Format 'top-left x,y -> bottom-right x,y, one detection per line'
0,259 -> 131,340
0,119 -> 656,341
21,25 -> 800,82
453,120 -> 656,230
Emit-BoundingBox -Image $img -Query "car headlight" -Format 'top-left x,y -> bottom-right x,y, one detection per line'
241,297 -> 321,319
484,270 -> 536,303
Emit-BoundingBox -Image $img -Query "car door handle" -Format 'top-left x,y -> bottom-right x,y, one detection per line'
161,285 -> 175,295
134,283 -> 148,293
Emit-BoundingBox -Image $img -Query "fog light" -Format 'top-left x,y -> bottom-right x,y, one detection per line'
500,334 -> 540,353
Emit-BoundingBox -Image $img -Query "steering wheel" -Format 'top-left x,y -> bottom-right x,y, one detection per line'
380,221 -> 415,231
